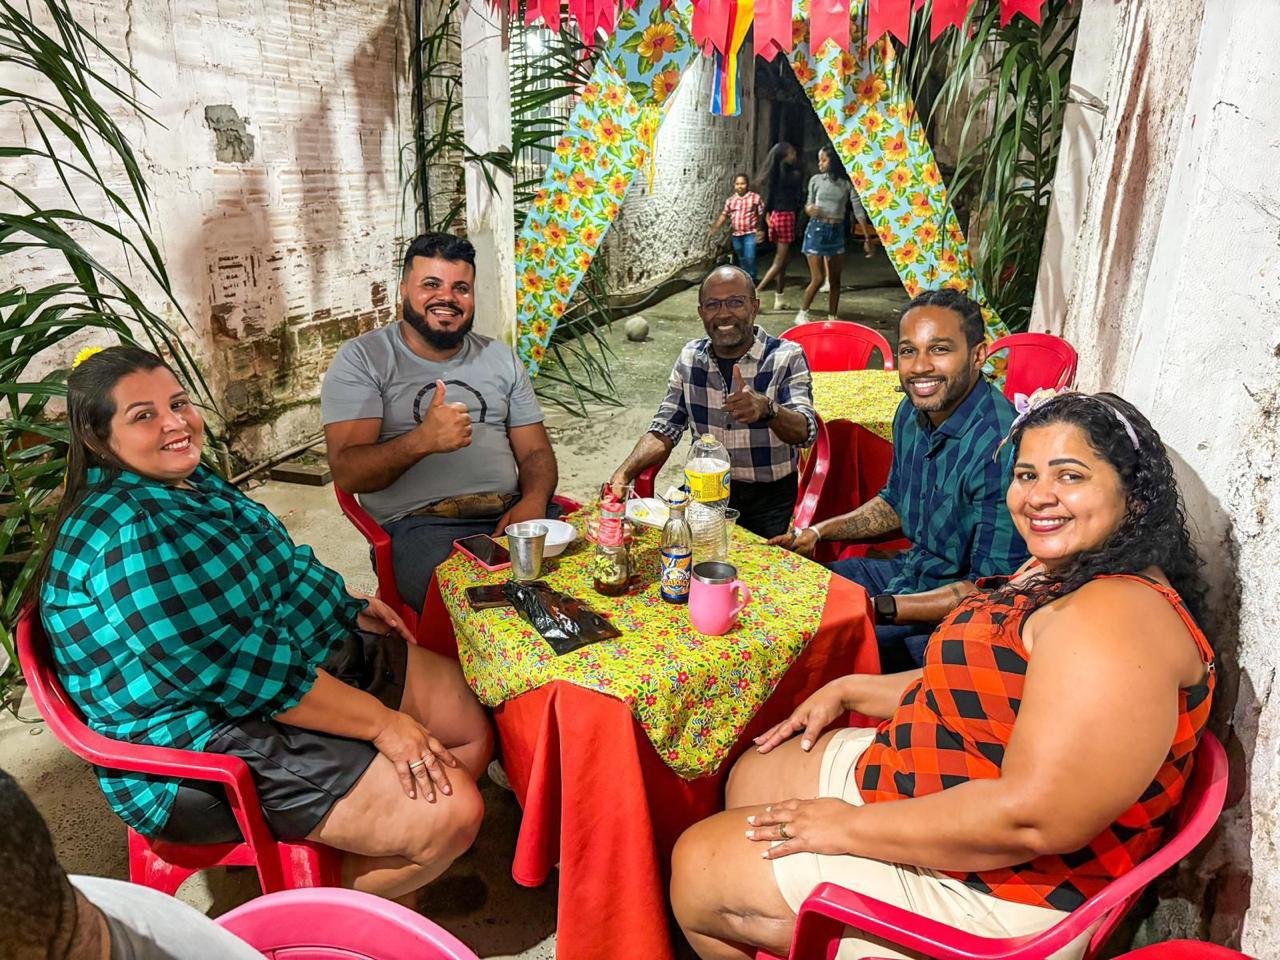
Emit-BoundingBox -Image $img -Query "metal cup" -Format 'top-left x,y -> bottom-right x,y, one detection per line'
505,522 -> 548,582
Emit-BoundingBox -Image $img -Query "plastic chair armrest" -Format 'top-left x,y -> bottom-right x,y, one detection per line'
793,883 -> 1073,960
552,494 -> 582,516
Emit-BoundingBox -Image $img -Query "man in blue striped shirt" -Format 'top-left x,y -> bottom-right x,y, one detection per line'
770,289 -> 1028,669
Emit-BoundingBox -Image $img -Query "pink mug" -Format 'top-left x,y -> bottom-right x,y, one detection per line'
688,561 -> 752,636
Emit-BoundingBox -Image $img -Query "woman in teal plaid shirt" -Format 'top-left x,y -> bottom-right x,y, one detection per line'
31,346 -> 492,903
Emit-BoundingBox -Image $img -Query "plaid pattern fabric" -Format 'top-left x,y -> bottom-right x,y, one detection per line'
723,191 -> 764,235
879,381 -> 1028,594
767,210 -> 796,243
648,326 -> 818,483
855,575 -> 1216,911
41,466 -> 363,836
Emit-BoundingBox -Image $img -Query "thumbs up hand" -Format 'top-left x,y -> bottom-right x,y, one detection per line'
724,366 -> 771,425
420,379 -> 473,454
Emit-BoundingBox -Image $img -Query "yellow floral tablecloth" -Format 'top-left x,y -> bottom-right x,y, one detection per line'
435,520 -> 831,779
811,368 -> 902,441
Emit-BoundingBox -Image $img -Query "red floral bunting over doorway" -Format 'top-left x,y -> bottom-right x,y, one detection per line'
505,0 -> 1046,51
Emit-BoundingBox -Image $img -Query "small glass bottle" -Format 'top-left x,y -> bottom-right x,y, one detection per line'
659,491 -> 693,604
593,492 -> 630,597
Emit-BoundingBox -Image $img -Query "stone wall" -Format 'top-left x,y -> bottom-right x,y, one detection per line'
2,0 -> 411,461
603,49 -> 756,297
1043,0 -> 1280,951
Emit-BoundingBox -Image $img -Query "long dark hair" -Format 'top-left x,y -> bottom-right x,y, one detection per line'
22,345 -> 175,610
819,144 -> 849,184
1006,392 -> 1209,629
755,141 -> 795,210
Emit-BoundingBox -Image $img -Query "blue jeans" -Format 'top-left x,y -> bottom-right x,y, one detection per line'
828,555 -> 932,672
731,232 -> 758,280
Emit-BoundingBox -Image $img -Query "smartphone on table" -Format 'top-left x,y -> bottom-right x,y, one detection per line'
465,580 -> 548,610
454,533 -> 511,572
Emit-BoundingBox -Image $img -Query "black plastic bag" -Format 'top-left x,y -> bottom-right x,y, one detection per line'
502,581 -> 621,655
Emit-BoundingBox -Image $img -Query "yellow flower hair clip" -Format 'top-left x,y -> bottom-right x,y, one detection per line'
72,346 -> 105,369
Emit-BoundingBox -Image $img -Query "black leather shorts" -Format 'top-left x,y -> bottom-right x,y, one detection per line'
155,630 -> 407,844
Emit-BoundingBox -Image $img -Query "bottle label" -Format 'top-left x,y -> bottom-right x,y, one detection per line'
685,465 -> 730,502
659,547 -> 692,602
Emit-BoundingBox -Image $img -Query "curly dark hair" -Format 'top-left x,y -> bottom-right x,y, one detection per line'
1005,392 -> 1209,630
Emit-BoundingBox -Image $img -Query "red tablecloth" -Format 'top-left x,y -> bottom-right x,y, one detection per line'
812,420 -> 898,564
422,574 -> 877,960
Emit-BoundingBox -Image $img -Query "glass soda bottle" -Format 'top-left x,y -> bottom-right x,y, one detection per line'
593,491 -> 630,597
659,490 -> 693,604
684,432 -> 730,562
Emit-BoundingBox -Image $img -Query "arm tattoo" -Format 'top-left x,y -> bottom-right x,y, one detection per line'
822,496 -> 901,541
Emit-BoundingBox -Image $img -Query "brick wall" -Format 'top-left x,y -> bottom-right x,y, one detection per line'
2,0 -> 411,461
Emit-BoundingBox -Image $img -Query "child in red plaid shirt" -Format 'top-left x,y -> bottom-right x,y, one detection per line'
707,173 -> 764,280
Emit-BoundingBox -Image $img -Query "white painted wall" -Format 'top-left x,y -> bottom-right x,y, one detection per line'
603,49 -> 756,296
1,0 -> 411,460
1047,0 -> 1280,951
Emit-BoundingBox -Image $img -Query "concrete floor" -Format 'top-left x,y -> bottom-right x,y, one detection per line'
0,252 -> 905,958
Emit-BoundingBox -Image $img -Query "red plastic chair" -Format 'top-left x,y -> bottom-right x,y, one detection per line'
16,608 -> 340,896
1113,942 -> 1254,959
334,486 -> 582,628
632,415 -> 830,529
767,731 -> 1228,960
987,332 -> 1078,402
781,320 -> 895,372
217,887 -> 481,959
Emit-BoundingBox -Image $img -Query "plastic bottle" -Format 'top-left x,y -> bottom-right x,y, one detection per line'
684,433 -> 730,562
593,492 -> 630,597
659,491 -> 693,603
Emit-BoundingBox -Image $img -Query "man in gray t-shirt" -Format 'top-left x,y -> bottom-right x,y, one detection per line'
322,232 -> 560,612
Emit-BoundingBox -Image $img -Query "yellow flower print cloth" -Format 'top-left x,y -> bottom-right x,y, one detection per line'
811,369 -> 901,442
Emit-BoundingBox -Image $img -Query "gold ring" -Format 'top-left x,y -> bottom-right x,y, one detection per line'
408,759 -> 426,770
779,823 -> 791,841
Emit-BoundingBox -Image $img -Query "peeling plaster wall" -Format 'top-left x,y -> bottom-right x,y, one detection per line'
603,50 -> 756,297
2,0 -> 411,460
1052,0 -> 1280,951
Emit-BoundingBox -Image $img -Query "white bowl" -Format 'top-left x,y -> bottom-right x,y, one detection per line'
537,518 -> 578,557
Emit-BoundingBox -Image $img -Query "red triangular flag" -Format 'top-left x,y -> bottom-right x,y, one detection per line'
809,0 -> 851,52
753,0 -> 792,59
866,0 -> 910,43
1000,0 -> 1043,27
930,0 -> 970,39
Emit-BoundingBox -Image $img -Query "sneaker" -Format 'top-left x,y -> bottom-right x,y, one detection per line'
793,309 -> 811,325
826,314 -> 839,323
818,279 -> 830,293
487,759 -> 512,792
773,292 -> 788,311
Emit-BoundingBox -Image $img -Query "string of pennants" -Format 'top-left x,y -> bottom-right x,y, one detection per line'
508,0 -> 1047,56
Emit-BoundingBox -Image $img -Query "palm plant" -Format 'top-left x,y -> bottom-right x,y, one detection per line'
406,0 -> 623,415
1,0 -> 216,702
896,0 -> 1079,331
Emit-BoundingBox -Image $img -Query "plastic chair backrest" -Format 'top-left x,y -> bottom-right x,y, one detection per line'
15,607 -> 328,895
333,485 -> 415,629
793,413 -> 830,529
217,888 -> 481,959
780,732 -> 1229,960
987,332 -> 1078,402
780,321 -> 894,372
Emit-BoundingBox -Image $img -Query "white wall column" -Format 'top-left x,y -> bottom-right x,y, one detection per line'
460,0 -> 516,342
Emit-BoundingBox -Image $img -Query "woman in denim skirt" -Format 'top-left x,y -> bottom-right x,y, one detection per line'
794,145 -> 870,326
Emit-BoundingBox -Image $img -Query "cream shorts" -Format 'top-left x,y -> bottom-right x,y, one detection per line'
770,727 -> 1090,960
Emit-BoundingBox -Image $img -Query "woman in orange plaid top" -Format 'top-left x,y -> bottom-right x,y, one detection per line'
672,391 -> 1215,960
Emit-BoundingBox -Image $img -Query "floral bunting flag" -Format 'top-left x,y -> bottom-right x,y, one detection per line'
788,0 -> 1009,345
514,0 -> 696,374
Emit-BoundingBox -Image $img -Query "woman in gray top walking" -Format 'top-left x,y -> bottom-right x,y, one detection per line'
795,145 -> 871,325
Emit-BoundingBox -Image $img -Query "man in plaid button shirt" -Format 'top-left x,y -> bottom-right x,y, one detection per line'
609,265 -> 817,538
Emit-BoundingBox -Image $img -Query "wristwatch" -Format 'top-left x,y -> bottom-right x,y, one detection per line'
872,593 -> 898,624
763,398 -> 779,422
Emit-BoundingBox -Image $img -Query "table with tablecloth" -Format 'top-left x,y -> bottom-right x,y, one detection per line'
419,520 -> 877,960
808,369 -> 904,561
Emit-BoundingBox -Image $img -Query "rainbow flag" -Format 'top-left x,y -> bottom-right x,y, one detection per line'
710,0 -> 753,115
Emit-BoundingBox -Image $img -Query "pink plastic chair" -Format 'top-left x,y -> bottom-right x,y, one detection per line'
1113,942 -> 1254,959
765,731 -> 1228,960
987,332 -> 1078,402
16,608 -> 341,896
334,485 -> 582,630
632,415 -> 829,529
781,320 -> 895,372
217,887 -> 481,959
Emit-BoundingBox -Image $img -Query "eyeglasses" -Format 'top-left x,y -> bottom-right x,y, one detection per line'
700,296 -> 750,313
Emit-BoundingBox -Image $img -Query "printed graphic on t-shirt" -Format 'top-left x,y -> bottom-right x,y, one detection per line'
412,379 -> 489,424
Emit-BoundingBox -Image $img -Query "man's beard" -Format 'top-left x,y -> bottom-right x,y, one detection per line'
404,299 -> 474,350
